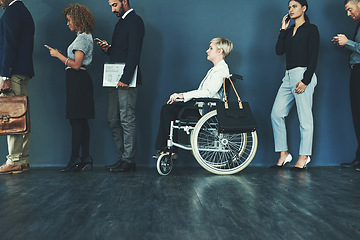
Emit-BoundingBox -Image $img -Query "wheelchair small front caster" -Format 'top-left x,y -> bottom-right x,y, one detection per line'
156,154 -> 173,176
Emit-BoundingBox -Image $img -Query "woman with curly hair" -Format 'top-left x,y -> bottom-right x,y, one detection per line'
45,4 -> 95,172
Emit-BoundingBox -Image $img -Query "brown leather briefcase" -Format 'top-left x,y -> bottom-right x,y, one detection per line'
0,96 -> 30,135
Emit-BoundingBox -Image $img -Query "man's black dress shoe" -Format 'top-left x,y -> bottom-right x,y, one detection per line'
340,159 -> 360,168
105,160 -> 123,170
110,161 -> 136,172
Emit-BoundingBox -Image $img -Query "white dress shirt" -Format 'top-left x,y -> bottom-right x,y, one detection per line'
9,0 -> 21,7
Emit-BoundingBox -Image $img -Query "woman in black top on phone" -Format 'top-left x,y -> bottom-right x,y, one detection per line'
270,0 -> 319,170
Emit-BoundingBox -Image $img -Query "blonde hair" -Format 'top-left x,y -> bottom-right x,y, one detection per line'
210,38 -> 233,58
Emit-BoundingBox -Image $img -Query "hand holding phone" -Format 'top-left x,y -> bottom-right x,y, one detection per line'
331,36 -> 338,44
96,38 -> 111,51
94,38 -> 103,43
44,44 -> 61,57
332,34 -> 348,47
281,14 -> 291,30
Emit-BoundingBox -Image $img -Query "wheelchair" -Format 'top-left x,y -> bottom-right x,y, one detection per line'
156,74 -> 258,175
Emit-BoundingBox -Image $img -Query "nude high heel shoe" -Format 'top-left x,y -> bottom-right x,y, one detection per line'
290,156 -> 311,171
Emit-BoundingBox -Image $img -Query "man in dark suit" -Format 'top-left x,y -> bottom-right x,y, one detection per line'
98,0 -> 145,172
0,0 -> 34,174
333,0 -> 360,172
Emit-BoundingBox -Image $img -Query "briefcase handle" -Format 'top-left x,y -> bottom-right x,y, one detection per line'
222,77 -> 243,109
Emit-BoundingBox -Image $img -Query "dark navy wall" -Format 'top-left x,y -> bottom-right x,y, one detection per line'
0,0 -> 356,166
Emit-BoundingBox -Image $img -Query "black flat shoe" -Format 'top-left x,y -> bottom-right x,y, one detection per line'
153,152 -> 178,160
152,151 -> 162,159
110,161 -> 136,172
340,159 -> 360,168
170,153 -> 178,160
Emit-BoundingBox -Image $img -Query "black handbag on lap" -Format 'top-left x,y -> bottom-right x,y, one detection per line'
216,77 -> 257,133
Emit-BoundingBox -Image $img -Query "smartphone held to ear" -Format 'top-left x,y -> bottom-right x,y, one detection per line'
285,15 -> 291,23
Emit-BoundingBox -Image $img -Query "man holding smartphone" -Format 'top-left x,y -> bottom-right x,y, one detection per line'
332,0 -> 360,172
98,0 -> 144,172
0,0 -> 35,174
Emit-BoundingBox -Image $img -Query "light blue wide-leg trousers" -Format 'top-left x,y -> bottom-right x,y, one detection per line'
271,67 -> 317,156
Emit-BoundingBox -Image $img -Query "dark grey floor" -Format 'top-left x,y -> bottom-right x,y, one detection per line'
0,166 -> 359,240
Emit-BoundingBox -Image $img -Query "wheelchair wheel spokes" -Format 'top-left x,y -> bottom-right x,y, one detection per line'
156,154 -> 173,176
191,110 -> 258,175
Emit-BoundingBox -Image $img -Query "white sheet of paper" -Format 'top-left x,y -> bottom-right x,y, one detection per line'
102,63 -> 137,87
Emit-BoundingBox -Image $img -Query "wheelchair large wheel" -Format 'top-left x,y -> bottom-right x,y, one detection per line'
190,110 -> 258,175
156,154 -> 173,176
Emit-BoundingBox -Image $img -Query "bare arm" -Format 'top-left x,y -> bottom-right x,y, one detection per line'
45,45 -> 85,70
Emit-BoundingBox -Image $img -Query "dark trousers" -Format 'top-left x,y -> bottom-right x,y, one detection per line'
155,103 -> 200,151
350,67 -> 360,160
69,119 -> 90,162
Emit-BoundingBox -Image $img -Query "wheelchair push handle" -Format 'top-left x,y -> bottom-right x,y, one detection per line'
228,74 -> 243,81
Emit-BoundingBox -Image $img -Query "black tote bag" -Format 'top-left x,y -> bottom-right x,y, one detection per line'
216,77 -> 257,133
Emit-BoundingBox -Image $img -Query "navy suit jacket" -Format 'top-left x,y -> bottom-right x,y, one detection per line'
108,10 -> 145,85
0,1 -> 35,78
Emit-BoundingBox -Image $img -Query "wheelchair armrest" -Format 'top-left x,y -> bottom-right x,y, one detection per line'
178,98 -> 221,122
186,98 -> 222,103
190,98 -> 222,111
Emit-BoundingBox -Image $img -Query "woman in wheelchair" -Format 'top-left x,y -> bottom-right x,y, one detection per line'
153,38 -> 233,159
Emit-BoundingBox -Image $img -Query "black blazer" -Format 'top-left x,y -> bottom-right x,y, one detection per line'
108,10 -> 145,86
0,1 -> 35,78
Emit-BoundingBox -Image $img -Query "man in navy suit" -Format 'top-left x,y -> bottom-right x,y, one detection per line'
0,0 -> 34,174
98,0 -> 144,172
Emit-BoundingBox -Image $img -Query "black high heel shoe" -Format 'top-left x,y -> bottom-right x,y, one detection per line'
73,156 -> 93,171
60,157 -> 82,172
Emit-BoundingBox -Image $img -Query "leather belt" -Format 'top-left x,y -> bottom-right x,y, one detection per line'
65,66 -> 87,71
